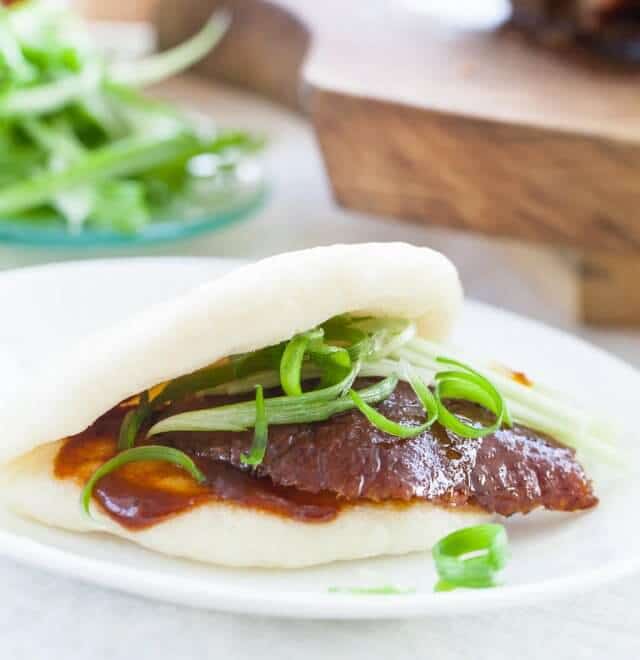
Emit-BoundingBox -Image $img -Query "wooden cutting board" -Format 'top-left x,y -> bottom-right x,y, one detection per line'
103,0 -> 640,325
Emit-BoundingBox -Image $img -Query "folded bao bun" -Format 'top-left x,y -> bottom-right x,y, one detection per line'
1,243 -> 488,568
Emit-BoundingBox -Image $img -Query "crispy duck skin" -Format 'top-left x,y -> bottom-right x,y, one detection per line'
159,380 -> 598,517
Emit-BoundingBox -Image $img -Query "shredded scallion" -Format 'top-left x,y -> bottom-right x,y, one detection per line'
392,337 -> 616,460
240,385 -> 269,466
78,312 -> 615,533
117,391 -> 150,450
148,374 -> 396,436
81,445 -> 206,517
348,366 -> 437,439
279,328 -> 323,396
434,357 -> 509,439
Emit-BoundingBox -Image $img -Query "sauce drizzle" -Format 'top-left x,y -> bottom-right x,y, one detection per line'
54,405 -> 342,530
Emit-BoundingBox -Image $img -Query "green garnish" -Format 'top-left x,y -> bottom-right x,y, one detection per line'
307,338 -> 352,387
78,309 -> 614,567
328,585 -> 416,596
117,391 -> 151,450
0,2 -> 261,233
434,358 -> 510,439
156,344 -> 284,406
148,373 -> 395,435
432,524 -> 509,592
0,132 -> 205,217
146,317 -> 520,461
307,340 -> 351,370
322,317 -> 369,357
348,367 -> 437,439
279,329 -> 324,396
240,385 -> 269,466
80,445 -> 206,517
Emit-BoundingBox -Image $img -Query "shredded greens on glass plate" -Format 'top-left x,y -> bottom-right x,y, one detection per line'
0,1 -> 264,242
79,314 -> 615,592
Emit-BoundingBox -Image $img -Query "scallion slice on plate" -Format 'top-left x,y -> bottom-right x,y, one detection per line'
328,585 -> 416,596
432,524 -> 509,591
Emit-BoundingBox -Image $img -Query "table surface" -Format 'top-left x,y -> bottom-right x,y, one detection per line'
1,79 -> 639,659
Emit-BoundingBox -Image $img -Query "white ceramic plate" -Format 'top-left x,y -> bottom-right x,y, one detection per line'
0,257 -> 638,620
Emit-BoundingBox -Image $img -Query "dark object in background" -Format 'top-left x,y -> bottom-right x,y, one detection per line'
511,0 -> 640,62
156,0 -> 640,326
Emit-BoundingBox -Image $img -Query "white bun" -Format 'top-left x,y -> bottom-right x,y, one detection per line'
1,243 -> 470,568
1,243 -> 462,464
3,441 -> 488,568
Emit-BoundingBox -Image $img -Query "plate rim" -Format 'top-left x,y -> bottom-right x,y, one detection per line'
0,518 -> 636,620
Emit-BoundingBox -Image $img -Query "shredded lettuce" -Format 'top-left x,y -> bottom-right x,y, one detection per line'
0,1 -> 261,233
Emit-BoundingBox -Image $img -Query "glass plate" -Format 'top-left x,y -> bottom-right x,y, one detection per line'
0,158 -> 266,248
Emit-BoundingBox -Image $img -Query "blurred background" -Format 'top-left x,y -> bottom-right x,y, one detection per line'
2,2 -> 640,659
1,0 -> 639,362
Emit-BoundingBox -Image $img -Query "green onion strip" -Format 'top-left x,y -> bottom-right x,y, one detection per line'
348,366 -> 438,439
149,330 -> 512,448
81,445 -> 206,517
148,373 -> 394,436
328,585 -> 416,596
157,344 -> 285,406
279,328 -> 323,396
117,391 -> 151,450
79,316 -> 539,524
116,344 -> 287,450
394,337 -> 618,460
240,385 -> 269,466
434,357 -> 510,439
321,316 -> 372,361
432,524 -> 509,591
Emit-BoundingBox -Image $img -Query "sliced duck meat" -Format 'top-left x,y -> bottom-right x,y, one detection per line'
160,380 -> 598,517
